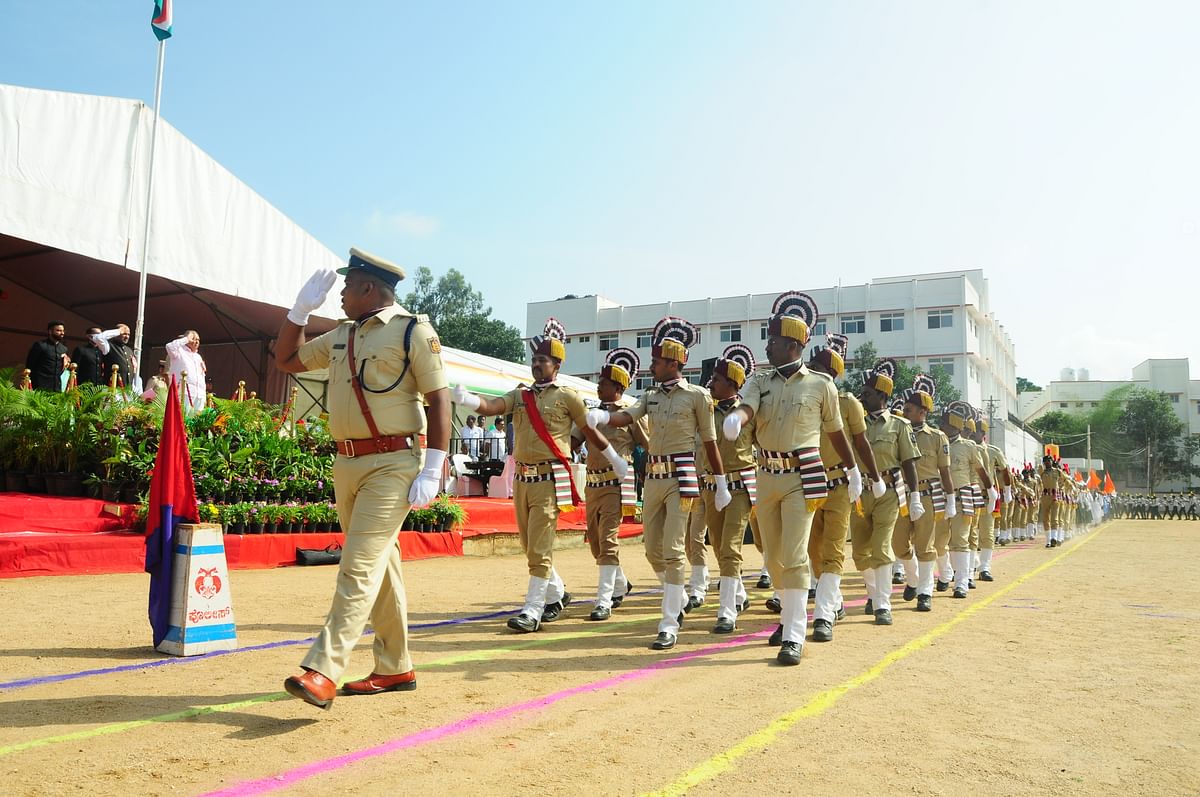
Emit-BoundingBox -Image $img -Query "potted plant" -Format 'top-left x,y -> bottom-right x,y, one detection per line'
198,502 -> 222,530
431,493 -> 468,531
246,503 -> 264,534
223,503 -> 249,535
259,503 -> 284,534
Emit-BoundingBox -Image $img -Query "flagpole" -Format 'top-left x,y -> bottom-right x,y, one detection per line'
133,37 -> 167,380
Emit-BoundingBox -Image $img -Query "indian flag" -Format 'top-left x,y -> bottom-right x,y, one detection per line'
151,0 -> 173,40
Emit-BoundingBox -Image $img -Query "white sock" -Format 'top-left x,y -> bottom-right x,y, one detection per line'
545,567 -> 565,604
979,548 -> 993,575
918,559 -> 935,597
781,588 -> 808,644
718,576 -> 739,621
951,551 -> 972,592
862,567 -> 877,604
523,576 -> 550,619
874,564 -> 894,612
689,565 -> 709,598
595,565 -> 619,609
659,584 -> 686,634
814,572 -> 842,623
903,555 -> 919,588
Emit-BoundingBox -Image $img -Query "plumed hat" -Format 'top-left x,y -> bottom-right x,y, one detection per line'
529,317 -> 567,362
865,358 -> 897,397
714,343 -> 756,388
907,372 -> 936,412
943,400 -> 973,431
600,347 -> 639,390
809,332 -> 848,378
890,391 -> 909,416
651,316 -> 698,364
766,291 -> 818,345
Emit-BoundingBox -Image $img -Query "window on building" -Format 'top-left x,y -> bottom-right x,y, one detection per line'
928,357 -> 955,377
1169,393 -> 1181,403
578,335 -> 590,343
598,333 -> 618,351
1076,402 -> 1084,408
840,315 -> 865,335
1195,401 -> 1200,415
564,337 -> 572,344
635,375 -> 654,391
969,319 -> 977,335
1059,402 -> 1068,408
1090,402 -> 1098,408
719,324 -> 742,343
635,330 -> 653,348
879,312 -> 905,333
813,318 -> 827,336
760,321 -> 769,340
928,309 -> 953,329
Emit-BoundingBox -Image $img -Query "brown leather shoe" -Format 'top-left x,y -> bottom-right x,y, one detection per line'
284,669 -> 336,709
341,670 -> 418,696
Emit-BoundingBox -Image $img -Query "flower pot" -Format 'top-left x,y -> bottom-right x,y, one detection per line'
247,522 -> 263,534
228,523 -> 245,535
316,521 -> 331,532
119,485 -> 140,504
99,482 -> 120,502
58,473 -> 86,497
25,474 -> 47,494
4,472 -> 28,493
262,522 -> 277,534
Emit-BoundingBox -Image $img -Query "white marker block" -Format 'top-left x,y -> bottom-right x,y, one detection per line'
157,523 -> 238,656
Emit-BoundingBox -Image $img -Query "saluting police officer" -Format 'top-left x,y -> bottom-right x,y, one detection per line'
276,250 -> 450,709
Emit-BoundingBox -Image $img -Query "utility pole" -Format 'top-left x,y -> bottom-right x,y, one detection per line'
1086,423 -> 1092,473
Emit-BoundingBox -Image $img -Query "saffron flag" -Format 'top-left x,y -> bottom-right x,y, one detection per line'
1087,469 -> 1101,490
151,0 -> 173,40
145,377 -> 197,647
1103,473 -> 1116,495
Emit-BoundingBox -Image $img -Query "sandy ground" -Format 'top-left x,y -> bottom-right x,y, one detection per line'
0,519 -> 1197,796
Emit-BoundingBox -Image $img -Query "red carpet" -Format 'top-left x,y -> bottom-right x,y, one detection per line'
0,495 -> 640,577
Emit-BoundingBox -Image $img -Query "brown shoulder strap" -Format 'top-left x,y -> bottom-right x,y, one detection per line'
346,325 -> 385,443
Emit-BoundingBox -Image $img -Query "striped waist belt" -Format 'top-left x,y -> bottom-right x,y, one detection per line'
586,467 -> 622,488
516,461 -> 556,483
646,452 -> 699,498
756,447 -> 827,509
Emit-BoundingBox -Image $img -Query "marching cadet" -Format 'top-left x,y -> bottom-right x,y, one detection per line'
589,317 -> 730,651
895,375 -> 955,612
943,402 -> 994,598
578,348 -> 648,620
701,344 -> 759,632
974,418 -> 1012,581
806,331 -> 877,642
685,491 -> 710,611
723,292 -> 858,665
1039,455 -> 1062,547
852,359 -> 922,626
276,250 -> 450,709
455,318 -> 622,633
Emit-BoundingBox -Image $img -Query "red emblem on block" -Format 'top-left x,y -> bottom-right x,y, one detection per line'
194,567 -> 222,599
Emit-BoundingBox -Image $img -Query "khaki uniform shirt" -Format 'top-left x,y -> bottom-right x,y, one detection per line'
857,411 -> 921,473
988,444 -> 1008,484
501,383 -> 588,464
740,365 -> 842,452
298,305 -> 447,440
820,391 -> 867,471
581,406 -> 647,468
947,434 -> 984,487
625,381 -> 716,456
912,423 -> 951,483
698,398 -> 756,474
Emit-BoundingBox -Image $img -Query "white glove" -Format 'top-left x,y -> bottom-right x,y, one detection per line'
987,486 -> 999,505
287,268 -> 337,326
722,412 -> 743,441
452,384 -> 481,411
714,475 -> 732,511
908,492 -> 925,522
586,408 -> 610,429
846,466 -> 863,504
91,328 -> 122,355
871,477 -> 887,499
945,491 -> 958,519
408,449 -> 447,508
1003,486 -> 1013,503
602,445 -> 629,482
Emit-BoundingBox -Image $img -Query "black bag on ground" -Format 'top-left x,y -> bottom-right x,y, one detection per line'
296,543 -> 342,566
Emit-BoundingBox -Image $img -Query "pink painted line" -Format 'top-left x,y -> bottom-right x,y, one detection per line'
200,627 -> 773,797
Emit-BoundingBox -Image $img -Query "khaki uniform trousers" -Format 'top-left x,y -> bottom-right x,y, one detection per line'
968,488 -> 981,550
809,484 -> 851,579
642,477 -> 691,585
701,488 -> 752,578
686,495 -> 708,567
850,487 -> 900,571
755,471 -> 817,591
302,449 -> 420,681
893,494 -> 937,562
584,485 -> 622,566
749,511 -> 764,553
514,478 -> 558,578
1039,494 -> 1055,530
934,515 -> 952,556
978,505 -> 996,550
949,507 -> 973,553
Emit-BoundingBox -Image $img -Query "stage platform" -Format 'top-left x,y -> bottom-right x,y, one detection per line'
0,494 -> 642,578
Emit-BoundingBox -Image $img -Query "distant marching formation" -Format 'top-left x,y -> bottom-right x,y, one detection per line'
455,291 -> 1107,666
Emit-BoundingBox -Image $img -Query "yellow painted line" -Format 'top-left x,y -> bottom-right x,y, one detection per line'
0,612 -> 659,758
644,530 -> 1105,796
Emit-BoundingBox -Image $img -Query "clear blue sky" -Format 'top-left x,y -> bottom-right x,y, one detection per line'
3,1 -> 1199,384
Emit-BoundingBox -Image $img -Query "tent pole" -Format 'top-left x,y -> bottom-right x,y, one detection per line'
132,38 -> 167,384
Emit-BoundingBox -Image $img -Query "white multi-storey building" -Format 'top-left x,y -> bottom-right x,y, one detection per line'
1019,358 -> 1200,490
527,269 -> 1039,465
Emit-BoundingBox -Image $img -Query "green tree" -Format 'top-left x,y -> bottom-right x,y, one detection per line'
1016,376 -> 1041,393
840,340 -> 960,406
402,267 -> 524,362
1030,410 -> 1089,458
1116,387 -> 1200,492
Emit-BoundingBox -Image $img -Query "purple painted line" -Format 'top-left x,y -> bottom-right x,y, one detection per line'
0,609 -> 515,693
201,626 -> 773,797
1137,612 -> 1193,620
